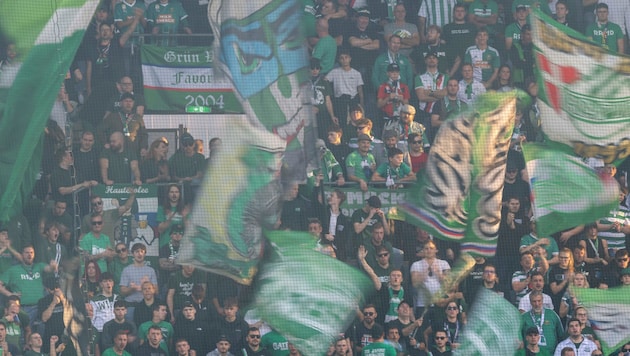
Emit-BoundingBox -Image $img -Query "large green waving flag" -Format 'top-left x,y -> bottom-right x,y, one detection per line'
523,143 -> 619,237
575,287 -> 630,355
0,0 -> 99,222
531,9 -> 630,164
400,92 -> 519,257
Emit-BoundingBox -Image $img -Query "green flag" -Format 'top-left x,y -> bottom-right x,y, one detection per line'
453,289 -> 521,355
252,230 -> 372,355
531,9 -> 630,165
522,143 -> 619,237
0,0 -> 99,222
574,287 -> 630,355
400,92 -> 519,257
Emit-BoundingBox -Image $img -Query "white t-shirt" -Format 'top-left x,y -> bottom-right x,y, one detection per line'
410,258 -> 451,307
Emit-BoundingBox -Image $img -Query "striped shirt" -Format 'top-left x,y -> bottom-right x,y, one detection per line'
418,0 -> 458,29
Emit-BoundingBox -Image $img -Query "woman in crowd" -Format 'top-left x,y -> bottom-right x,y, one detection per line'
83,260 -> 102,300
157,184 -> 190,247
141,137 -> 171,184
492,65 -> 515,92
547,247 -> 575,315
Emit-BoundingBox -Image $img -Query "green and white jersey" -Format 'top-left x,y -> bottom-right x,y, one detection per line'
598,204 -> 630,249
585,21 -> 624,52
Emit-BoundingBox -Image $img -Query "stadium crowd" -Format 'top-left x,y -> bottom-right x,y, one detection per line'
2,0 -> 630,355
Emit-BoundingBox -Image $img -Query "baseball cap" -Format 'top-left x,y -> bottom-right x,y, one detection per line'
218,335 -> 230,343
180,132 -> 195,146
401,104 -> 416,115
171,224 -> 185,234
367,195 -> 381,208
183,301 -> 195,309
387,63 -> 401,72
120,92 -> 135,101
357,133 -> 372,142
357,8 -> 371,17
310,57 -> 322,70
516,5 -> 528,11
424,51 -> 438,59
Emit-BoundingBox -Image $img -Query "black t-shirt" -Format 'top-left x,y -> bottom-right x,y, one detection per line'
50,166 -> 76,207
73,148 -> 101,183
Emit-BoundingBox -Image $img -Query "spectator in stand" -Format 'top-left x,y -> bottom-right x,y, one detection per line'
316,0 -> 347,47
417,0 -> 457,43
157,184 -> 190,248
345,8 -> 380,90
113,0 -> 147,88
312,18 -> 337,75
520,291 -> 564,355
346,134 -> 376,192
0,320 -> 21,356
518,271 -> 554,313
166,264 -> 205,324
325,50 -> 365,134
520,219 -> 560,267
442,4 -> 477,78
601,248 -> 630,288
372,35 -> 414,91
516,327 -> 543,356
73,131 -> 101,184
174,338 -> 196,356
102,330 -> 132,356
431,78 -> 467,144
214,297 -> 250,352
505,5 -> 528,51
242,327 -> 271,356
373,129 -> 410,171
310,139 -> 345,190
98,93 -> 148,157
207,335 -> 233,356
585,3 -> 624,54
109,242 -> 132,295
509,25 -> 535,90
119,243 -> 158,319
100,131 -> 142,185
407,133 -> 428,174
371,148 -> 416,188
361,323 -> 397,356
2,295 -> 30,350
310,59 -> 338,141
376,63 -> 411,138
467,0 -> 499,46
415,52 -> 448,137
383,4 -> 420,57
325,125 -> 352,177
169,133 -> 205,185
0,226 -> 22,275
134,281 -> 164,327
146,0 -> 192,47
101,300 -> 137,353
141,137 -> 171,184
80,212 -> 115,273
84,21 -> 138,129
464,28 -> 500,89
512,251 -> 548,307
553,318 -> 598,356
35,221 -> 69,270
88,272 -> 118,346
25,333 -> 61,356
158,224 -> 184,288
137,302 -> 173,353
105,76 -> 146,118
50,146 -> 98,218
412,25 -> 451,76
279,181 -> 310,231
38,201 -> 73,249
579,222 -> 610,288
410,240 -> 451,317
82,192 -> 136,245
493,65 -> 515,92
496,196 -> 530,291
502,161 -> 530,210
457,63 -> 486,106
37,277 -> 67,354
174,302 -> 212,355
136,324 -> 168,356
596,187 -> 630,257
547,248 -> 574,315
559,272 -> 589,322
83,260 -> 103,300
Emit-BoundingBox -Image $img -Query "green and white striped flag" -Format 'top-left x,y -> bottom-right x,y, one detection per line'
454,289 -> 521,356
0,0 -> 99,222
522,143 -> 619,237
575,287 -> 630,356
252,230 -> 372,356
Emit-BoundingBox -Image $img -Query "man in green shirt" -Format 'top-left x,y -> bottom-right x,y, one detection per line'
585,3 -> 624,53
138,302 -> 173,354
24,333 -> 59,356
361,324 -> 396,356
102,330 -> 132,356
521,291 -> 564,354
80,212 -> 115,273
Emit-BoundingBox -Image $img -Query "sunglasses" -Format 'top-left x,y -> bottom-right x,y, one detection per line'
116,248 -> 127,253
92,221 -> 103,225
92,201 -> 103,206
248,335 -> 261,339
377,253 -> 389,257
446,306 -> 458,311
617,258 -> 629,262
363,312 -> 375,316
435,336 -> 446,340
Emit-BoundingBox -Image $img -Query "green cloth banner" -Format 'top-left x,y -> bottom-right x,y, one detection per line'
141,44 -> 243,113
531,9 -> 630,164
575,287 -> 630,356
0,0 -> 99,223
400,92 -> 519,257
522,143 -> 619,237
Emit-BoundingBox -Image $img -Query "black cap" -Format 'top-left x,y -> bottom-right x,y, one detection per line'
171,224 -> 185,234
100,272 -> 114,282
218,335 -> 230,343
183,301 -> 195,309
120,92 -> 135,101
367,196 -> 381,208
43,276 -> 60,290
180,132 -> 194,146
424,51 -> 438,59
357,8 -> 371,17
310,57 -> 322,69
387,63 -> 401,72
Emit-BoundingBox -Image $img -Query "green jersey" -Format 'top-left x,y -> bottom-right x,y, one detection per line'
585,21 -> 624,52
362,341 -> 397,356
138,320 -> 173,354
80,232 -> 112,272
0,263 -> 47,305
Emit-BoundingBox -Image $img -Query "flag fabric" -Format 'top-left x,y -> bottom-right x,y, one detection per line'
0,0 -> 99,223
400,92 -> 519,257
177,0 -> 316,285
252,230 -> 373,356
140,44 -> 243,113
530,9 -> 630,165
574,287 -> 630,355
453,289 -> 522,355
522,143 -> 619,237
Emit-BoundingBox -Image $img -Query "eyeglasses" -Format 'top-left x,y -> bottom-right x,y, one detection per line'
363,312 -> 375,316
435,336 -> 446,340
248,335 -> 261,339
116,248 -> 127,253
377,253 -> 389,257
91,221 -> 103,225
183,142 -> 194,147
446,306 -> 458,311
617,258 -> 629,262
92,201 -> 103,206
